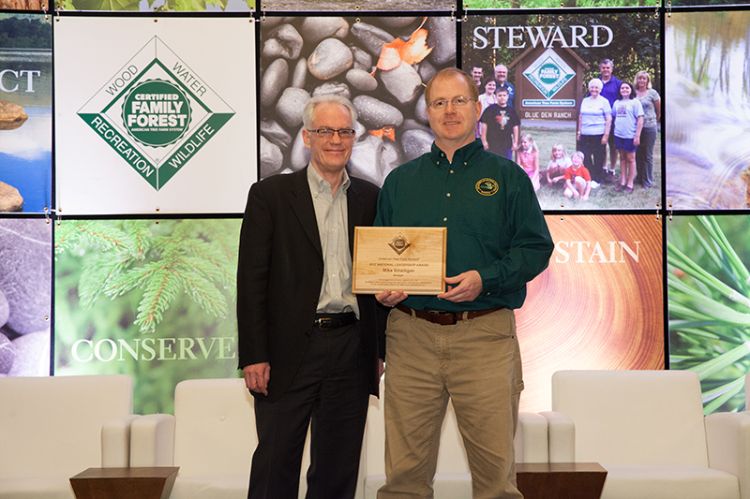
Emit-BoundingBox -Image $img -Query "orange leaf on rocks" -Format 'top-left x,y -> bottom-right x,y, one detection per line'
376,21 -> 432,72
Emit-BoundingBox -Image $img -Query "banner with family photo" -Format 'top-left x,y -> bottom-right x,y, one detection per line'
0,218 -> 52,377
463,12 -> 661,211
54,218 -> 240,413
665,11 -> 750,210
517,214 -> 664,412
668,214 -> 750,414
0,13 -> 51,214
54,16 -> 256,215
259,16 -> 456,186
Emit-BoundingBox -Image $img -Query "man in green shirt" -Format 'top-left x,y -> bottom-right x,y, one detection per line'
375,68 -> 553,499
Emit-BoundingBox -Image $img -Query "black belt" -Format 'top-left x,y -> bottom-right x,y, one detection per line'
395,304 -> 501,326
313,312 -> 357,330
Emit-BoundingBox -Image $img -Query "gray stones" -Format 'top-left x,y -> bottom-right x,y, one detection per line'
307,38 -> 353,81
0,181 -> 23,212
260,136 -> 284,176
291,58 -> 308,88
380,62 -> 422,104
350,22 -> 394,57
261,59 -> 289,105
0,290 -> 8,329
8,330 -> 49,376
402,129 -> 434,161
263,24 -> 303,60
260,119 -> 292,150
0,332 -> 14,375
350,46 -> 373,71
0,219 -> 51,335
300,17 -> 349,44
346,69 -> 378,92
275,87 -> 311,128
353,95 -> 404,129
260,16 -> 456,183
427,17 -> 455,66
312,82 -> 351,100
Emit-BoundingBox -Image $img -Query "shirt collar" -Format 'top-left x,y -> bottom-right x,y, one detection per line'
429,139 -> 484,166
307,164 -> 351,198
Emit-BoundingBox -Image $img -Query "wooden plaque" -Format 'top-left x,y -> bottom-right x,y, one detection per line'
352,227 -> 446,295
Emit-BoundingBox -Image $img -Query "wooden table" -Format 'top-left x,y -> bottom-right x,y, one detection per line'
516,462 -> 607,499
70,467 -> 179,499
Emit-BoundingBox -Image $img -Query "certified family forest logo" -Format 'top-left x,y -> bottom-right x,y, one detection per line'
522,48 -> 575,107
78,37 -> 234,190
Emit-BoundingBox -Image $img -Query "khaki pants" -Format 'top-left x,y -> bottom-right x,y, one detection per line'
377,308 -> 523,499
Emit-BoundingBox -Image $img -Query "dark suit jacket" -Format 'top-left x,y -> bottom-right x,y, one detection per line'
237,167 -> 386,402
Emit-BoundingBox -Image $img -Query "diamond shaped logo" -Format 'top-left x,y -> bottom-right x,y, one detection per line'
522,48 -> 575,100
78,37 -> 234,191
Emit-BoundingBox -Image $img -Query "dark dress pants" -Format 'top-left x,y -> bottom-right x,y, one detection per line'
248,323 -> 369,499
579,134 -> 607,183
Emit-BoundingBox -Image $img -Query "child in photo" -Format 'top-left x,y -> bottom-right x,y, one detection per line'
553,151 -> 592,201
545,143 -> 572,186
612,81 -> 644,193
517,134 -> 540,191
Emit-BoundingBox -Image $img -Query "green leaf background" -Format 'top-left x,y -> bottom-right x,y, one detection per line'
668,215 -> 750,414
54,219 -> 241,414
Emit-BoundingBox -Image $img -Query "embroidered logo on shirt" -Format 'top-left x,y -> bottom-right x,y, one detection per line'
475,178 -> 499,196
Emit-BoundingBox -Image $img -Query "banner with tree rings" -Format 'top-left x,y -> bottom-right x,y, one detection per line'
0,13 -> 52,214
668,215 -> 750,414
666,11 -> 750,210
0,0 -> 48,10
0,218 -> 52,377
463,12 -> 661,210
259,16 -> 456,187
54,219 -> 240,413
517,214 -> 664,412
260,0 -> 453,10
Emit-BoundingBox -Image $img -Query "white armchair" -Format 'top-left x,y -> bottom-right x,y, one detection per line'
544,370 -> 750,499
362,379 -> 549,499
130,378 -> 314,499
0,375 -> 135,499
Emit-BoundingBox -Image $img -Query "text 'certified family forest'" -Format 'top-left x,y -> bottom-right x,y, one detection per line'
78,37 -> 234,190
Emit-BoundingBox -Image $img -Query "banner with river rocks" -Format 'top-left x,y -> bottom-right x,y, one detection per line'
0,13 -> 52,214
54,16 -> 256,215
0,218 -> 52,377
665,11 -> 750,210
261,0 -> 453,9
259,16 -> 457,186
463,12 -> 661,211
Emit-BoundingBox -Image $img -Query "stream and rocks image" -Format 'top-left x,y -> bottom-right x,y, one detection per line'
261,0 -> 453,9
259,16 -> 456,186
666,11 -> 750,210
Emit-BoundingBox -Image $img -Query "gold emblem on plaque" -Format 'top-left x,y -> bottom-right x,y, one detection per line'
475,178 -> 499,196
388,234 -> 411,255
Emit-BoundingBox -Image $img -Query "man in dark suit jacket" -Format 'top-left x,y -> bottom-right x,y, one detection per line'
237,94 -> 385,499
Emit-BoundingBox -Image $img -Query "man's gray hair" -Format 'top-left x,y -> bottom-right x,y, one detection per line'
302,95 -> 358,129
599,58 -> 614,66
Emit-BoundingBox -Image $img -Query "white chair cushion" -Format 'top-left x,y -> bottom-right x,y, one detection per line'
552,370 -> 708,466
601,464 -> 739,499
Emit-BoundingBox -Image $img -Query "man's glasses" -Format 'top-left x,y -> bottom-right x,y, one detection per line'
307,127 -> 356,139
428,96 -> 475,110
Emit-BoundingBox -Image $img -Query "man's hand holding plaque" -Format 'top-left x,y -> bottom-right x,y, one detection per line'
352,227 -> 447,295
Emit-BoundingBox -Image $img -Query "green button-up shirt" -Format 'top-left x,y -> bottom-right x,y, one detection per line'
375,139 -> 553,311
